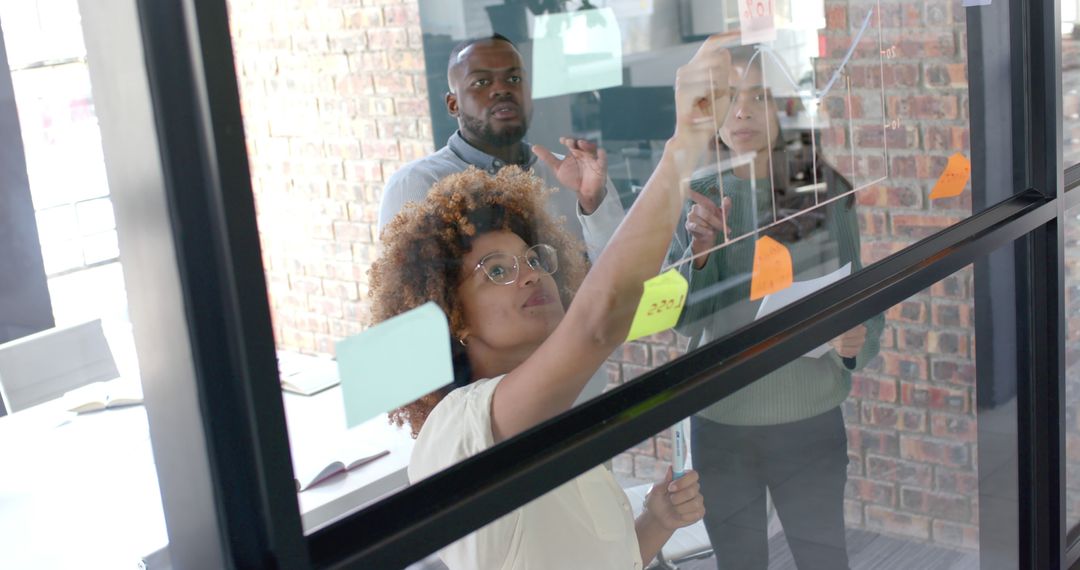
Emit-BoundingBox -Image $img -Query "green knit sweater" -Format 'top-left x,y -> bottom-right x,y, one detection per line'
666,168 -> 884,426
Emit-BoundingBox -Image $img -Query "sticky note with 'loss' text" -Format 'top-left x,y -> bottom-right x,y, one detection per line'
627,269 -> 689,342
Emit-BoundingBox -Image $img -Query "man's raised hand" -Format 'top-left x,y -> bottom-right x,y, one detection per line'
533,137 -> 608,214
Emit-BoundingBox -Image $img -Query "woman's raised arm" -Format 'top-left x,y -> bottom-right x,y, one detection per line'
491,34 -> 735,442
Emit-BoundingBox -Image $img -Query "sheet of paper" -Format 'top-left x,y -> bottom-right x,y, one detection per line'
739,0 -> 777,45
929,153 -> 971,200
750,236 -> 793,300
755,263 -> 853,358
626,269 -> 689,342
337,302 -> 454,428
531,8 -> 623,100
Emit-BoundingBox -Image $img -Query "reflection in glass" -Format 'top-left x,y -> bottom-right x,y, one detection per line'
223,0 -> 987,563
1065,3 -> 1080,167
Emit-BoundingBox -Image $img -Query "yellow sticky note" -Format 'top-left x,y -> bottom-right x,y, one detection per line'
626,269 -> 689,342
750,236 -> 793,300
929,153 -> 971,200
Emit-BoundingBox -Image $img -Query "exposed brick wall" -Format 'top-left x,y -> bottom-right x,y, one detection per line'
227,0 -> 431,355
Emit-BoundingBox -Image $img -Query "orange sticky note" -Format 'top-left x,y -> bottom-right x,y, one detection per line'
750,236 -> 793,300
929,153 -> 971,200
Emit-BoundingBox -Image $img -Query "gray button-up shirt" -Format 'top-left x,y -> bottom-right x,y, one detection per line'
378,132 -> 625,262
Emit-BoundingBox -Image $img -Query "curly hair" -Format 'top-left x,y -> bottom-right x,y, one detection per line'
369,166 -> 588,438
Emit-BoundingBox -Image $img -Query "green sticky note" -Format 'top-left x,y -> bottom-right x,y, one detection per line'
531,7 -> 623,100
626,269 -> 689,341
336,302 -> 454,427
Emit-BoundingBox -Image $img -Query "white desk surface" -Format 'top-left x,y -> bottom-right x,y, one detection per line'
0,380 -> 415,569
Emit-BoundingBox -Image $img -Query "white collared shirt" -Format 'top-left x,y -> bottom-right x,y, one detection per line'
409,376 -> 643,570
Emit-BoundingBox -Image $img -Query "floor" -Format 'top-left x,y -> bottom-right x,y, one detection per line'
407,528 -> 979,570
674,528 -> 978,570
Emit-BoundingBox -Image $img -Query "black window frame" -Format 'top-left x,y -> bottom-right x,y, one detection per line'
70,0 -> 1070,567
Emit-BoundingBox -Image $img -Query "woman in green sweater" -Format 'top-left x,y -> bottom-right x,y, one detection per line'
666,50 -> 884,568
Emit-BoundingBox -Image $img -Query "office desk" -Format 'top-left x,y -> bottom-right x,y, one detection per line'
0,383 -> 414,569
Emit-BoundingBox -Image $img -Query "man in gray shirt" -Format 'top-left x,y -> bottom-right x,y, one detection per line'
378,34 -> 624,403
377,34 -> 624,262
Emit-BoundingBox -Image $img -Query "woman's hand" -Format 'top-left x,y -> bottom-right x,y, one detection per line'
672,33 -> 736,150
687,191 -> 731,269
643,467 -> 706,530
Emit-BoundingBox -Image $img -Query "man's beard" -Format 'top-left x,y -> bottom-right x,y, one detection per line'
460,111 -> 528,151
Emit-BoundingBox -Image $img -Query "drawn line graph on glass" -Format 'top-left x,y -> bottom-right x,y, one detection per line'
666,0 -> 897,272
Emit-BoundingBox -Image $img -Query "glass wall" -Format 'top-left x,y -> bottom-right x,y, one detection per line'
221,0 -> 1000,533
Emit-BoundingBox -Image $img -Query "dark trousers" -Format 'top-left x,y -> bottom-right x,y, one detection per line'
690,408 -> 850,570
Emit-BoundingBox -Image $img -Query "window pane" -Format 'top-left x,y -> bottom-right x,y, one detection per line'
1065,6 -> 1080,168
413,260 -> 1015,569
223,0 -> 1014,548
0,2 -> 168,566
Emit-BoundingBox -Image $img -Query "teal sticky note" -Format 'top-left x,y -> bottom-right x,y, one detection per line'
531,7 -> 623,100
336,302 -> 454,427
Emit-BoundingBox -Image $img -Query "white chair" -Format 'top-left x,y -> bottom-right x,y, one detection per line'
0,319 -> 120,415
625,483 -> 714,569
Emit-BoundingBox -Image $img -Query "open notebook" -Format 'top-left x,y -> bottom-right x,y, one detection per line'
62,381 -> 143,414
294,444 -> 390,491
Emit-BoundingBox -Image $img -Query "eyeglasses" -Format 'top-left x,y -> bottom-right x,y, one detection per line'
469,244 -> 559,285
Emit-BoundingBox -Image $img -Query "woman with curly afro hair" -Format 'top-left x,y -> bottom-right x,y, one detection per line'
368,36 -> 735,570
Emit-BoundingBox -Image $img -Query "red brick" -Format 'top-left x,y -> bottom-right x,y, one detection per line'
928,330 -> 969,357
865,505 -> 930,540
855,185 -> 922,208
896,327 -> 927,352
847,476 -> 897,506
900,487 -> 971,521
855,124 -> 919,149
366,27 -> 407,50
618,342 -> 650,365
931,301 -> 973,327
900,381 -> 968,412
866,454 -> 934,488
861,402 -> 926,432
887,31 -> 958,58
923,126 -> 971,151
886,95 -> 959,120
825,4 -> 847,28
876,2 -> 922,28
935,467 -> 979,495
851,374 -> 899,402
929,412 -> 977,441
899,434 -> 971,467
847,426 -> 901,458
870,351 -> 928,380
925,63 -> 968,88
